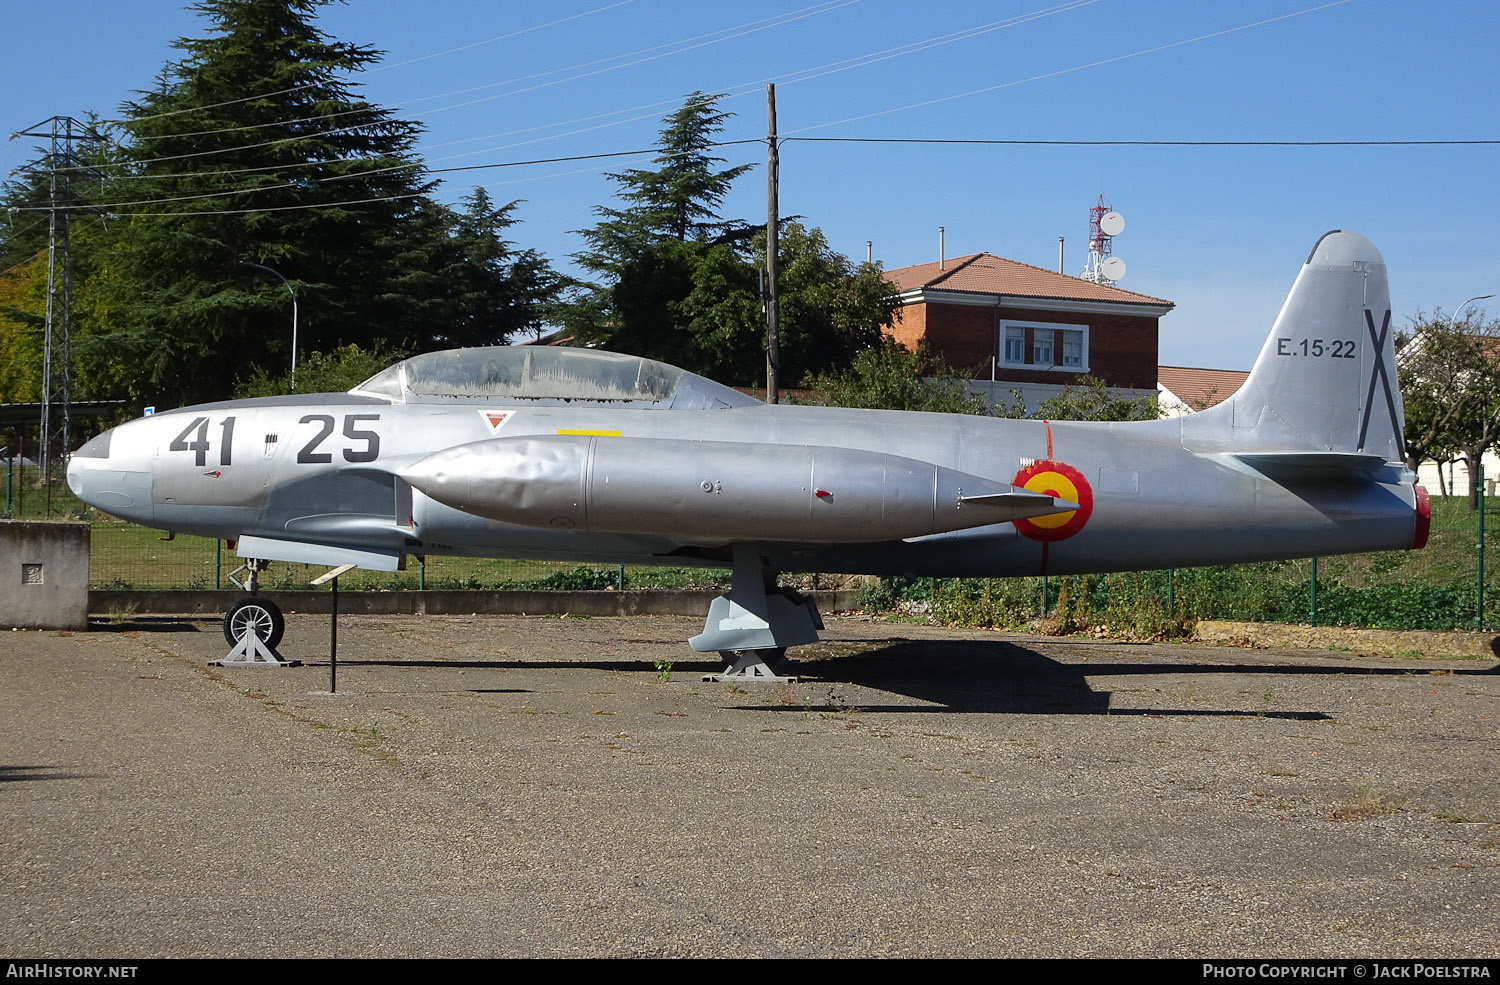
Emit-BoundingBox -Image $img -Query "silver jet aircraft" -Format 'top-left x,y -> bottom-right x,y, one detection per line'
68,230 -> 1427,676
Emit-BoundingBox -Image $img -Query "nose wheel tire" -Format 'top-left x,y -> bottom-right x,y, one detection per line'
223,596 -> 285,649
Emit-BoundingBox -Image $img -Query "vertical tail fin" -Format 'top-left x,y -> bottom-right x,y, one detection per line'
1191,230 -> 1406,464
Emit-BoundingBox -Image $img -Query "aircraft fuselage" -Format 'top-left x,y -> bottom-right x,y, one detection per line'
68,394 -> 1422,580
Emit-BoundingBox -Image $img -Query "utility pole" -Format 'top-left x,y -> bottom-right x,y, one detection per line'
764,84 -> 781,404
9,116 -> 108,483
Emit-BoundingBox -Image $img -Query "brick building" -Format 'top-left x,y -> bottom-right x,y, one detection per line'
884,252 -> 1174,408
1156,365 -> 1250,417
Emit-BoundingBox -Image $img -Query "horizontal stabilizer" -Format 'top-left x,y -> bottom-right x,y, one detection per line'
1233,451 -> 1389,481
958,490 -> 1079,517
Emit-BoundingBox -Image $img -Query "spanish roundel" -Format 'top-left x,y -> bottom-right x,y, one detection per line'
1010,461 -> 1093,542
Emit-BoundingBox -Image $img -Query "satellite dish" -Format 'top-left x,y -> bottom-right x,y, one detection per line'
1100,257 -> 1127,281
1099,211 -> 1125,237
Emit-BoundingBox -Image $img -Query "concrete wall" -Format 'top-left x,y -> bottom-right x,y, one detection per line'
2,521 -> 90,631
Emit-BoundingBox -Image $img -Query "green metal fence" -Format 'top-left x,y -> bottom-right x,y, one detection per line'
83,523 -> 663,592
5,460 -> 1496,630
883,488 -> 1497,633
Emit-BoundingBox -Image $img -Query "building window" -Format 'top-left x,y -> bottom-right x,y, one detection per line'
1061,330 -> 1084,367
998,319 -> 1089,372
1004,326 -> 1025,364
1032,332 -> 1053,367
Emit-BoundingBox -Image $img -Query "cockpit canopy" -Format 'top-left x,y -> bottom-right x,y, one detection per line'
351,346 -> 759,410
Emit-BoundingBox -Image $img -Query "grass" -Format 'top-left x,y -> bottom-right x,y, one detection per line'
874,494 -> 1500,633
1329,785 -> 1405,820
79,516 -> 733,591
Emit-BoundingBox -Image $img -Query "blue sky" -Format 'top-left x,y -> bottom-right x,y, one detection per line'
4,0 -> 1496,371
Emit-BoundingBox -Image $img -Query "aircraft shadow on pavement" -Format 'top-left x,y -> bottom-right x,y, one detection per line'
298,636 -> 1496,715
0,765 -> 88,783
733,637 -> 1497,717
90,616 -> 202,633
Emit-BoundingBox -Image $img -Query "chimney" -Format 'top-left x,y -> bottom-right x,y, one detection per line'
939,226 -> 945,271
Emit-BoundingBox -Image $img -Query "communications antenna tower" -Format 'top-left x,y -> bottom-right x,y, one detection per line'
9,116 -> 109,479
1079,194 -> 1127,285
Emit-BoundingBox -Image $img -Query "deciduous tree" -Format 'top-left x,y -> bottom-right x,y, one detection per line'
1399,311 -> 1500,508
802,338 -> 992,415
566,94 -> 898,386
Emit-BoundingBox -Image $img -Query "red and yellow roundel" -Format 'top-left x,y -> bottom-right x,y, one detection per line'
1011,460 -> 1093,542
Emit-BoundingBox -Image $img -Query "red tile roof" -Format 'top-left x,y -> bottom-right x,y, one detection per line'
1157,365 -> 1249,410
885,252 -> 1172,307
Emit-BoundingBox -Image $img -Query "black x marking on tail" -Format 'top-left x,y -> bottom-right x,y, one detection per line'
1357,309 -> 1404,457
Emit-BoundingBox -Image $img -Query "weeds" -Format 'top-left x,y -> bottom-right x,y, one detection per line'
1329,785 -> 1405,820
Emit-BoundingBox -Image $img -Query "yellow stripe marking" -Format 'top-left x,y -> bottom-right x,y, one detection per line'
555,428 -> 621,437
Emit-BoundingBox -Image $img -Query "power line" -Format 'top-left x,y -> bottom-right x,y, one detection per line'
785,0 -> 1355,135
107,0 -> 856,161
104,0 -> 642,128
300,0 -> 1091,175
384,1 -> 862,123
10,0 -> 1369,189
8,116 -> 108,480
115,191 -> 430,219
403,0 -> 1088,167
13,0 -> 1124,184
10,131 -> 1495,217
782,137 -> 1500,147
390,0 -> 1346,175
374,0 -> 639,73
117,1 -> 653,148
3,146 -> 686,214
773,0 -> 1103,90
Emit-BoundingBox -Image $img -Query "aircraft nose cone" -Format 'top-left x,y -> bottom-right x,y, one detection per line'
66,430 -> 112,496
67,426 -> 154,524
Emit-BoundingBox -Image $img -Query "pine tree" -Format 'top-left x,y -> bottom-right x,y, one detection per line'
565,92 -> 899,387
565,93 -> 757,375
442,187 -> 562,347
575,92 -> 753,271
98,0 -> 448,404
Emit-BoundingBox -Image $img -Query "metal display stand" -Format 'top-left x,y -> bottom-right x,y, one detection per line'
211,626 -> 300,667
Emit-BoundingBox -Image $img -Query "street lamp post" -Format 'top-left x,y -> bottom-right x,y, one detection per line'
240,260 -> 295,392
1452,294 -> 1494,326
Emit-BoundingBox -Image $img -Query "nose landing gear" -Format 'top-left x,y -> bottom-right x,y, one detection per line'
213,557 -> 297,666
